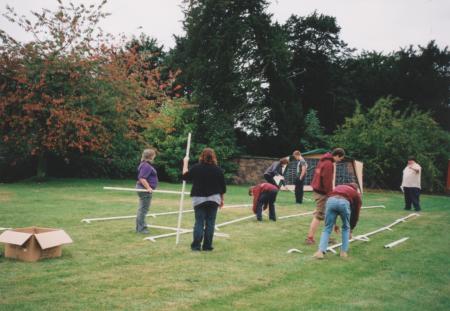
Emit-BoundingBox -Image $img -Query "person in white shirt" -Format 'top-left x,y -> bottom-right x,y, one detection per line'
401,156 -> 422,212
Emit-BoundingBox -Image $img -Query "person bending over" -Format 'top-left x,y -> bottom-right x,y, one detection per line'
313,183 -> 362,259
249,182 -> 279,221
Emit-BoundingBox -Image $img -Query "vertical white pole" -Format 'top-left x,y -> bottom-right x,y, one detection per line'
176,133 -> 192,245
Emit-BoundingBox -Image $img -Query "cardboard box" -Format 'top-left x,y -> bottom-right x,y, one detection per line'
0,227 -> 73,262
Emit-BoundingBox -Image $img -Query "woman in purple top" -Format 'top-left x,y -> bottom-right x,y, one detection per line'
135,149 -> 158,234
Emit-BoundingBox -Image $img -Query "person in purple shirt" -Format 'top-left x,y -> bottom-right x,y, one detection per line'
135,149 -> 158,234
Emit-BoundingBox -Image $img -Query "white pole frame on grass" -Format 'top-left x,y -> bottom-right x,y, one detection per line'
384,237 -> 409,249
176,133 -> 192,245
144,229 -> 230,242
278,205 -> 385,221
104,187 -> 189,195
327,213 -> 419,254
80,204 -> 251,224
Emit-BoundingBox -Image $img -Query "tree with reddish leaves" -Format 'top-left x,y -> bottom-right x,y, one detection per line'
0,0 -> 181,179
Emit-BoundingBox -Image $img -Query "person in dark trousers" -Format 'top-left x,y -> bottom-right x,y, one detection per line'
249,182 -> 279,221
401,156 -> 422,212
292,150 -> 307,204
305,148 -> 345,245
313,183 -> 362,259
264,157 -> 289,187
135,149 -> 158,234
182,148 -> 226,251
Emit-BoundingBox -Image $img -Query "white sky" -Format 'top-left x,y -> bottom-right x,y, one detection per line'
0,0 -> 448,53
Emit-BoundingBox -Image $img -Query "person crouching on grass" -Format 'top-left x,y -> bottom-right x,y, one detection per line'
136,149 -> 158,234
313,183 -> 362,259
249,182 -> 279,221
182,148 -> 226,251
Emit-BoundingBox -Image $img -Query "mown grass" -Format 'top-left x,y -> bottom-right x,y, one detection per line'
0,179 -> 449,311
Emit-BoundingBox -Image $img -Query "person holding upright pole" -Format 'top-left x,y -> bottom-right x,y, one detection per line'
182,148 -> 226,251
135,149 -> 158,234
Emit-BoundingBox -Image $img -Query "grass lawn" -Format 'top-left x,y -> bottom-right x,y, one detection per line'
0,179 -> 449,311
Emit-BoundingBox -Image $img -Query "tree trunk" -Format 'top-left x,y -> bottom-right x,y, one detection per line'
36,152 -> 47,179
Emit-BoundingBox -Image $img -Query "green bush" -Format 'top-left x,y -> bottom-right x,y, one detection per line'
332,97 -> 450,192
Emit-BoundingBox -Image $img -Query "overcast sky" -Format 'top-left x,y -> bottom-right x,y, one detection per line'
0,0 -> 448,53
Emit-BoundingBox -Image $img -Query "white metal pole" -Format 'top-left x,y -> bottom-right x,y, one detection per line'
362,205 -> 386,209
80,204 -> 250,224
103,187 -> 190,195
176,133 -> 192,245
278,211 -> 314,220
215,215 -> 255,230
384,237 -> 409,248
327,213 -> 419,253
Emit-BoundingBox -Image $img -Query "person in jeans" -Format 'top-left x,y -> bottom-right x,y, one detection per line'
292,150 -> 307,204
249,182 -> 279,221
135,149 -> 158,234
401,156 -> 422,212
182,148 -> 226,251
313,183 -> 362,259
305,148 -> 345,245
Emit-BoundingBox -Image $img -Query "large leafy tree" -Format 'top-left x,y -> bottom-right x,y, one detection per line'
332,97 -> 450,191
0,0 -> 180,179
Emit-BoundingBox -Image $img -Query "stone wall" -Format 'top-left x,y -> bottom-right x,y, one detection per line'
232,156 -> 278,185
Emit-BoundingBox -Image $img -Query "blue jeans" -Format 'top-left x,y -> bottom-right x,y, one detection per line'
192,201 -> 219,250
319,197 -> 351,253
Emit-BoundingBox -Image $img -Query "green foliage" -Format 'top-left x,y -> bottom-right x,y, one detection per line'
332,97 -> 450,191
147,104 -> 239,182
300,109 -> 328,150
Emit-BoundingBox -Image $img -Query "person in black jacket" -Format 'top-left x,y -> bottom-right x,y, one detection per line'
182,148 -> 226,251
263,157 -> 289,187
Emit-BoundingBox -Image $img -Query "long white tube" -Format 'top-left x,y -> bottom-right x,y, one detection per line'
144,229 -> 229,242
278,211 -> 314,220
215,215 -> 255,230
384,237 -> 409,248
327,213 -> 419,253
103,186 -> 190,195
362,205 -> 386,209
176,133 -> 192,245
80,204 -> 251,224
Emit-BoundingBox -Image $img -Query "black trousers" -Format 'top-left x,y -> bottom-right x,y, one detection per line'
191,201 -> 219,250
256,190 -> 277,221
403,187 -> 421,211
294,178 -> 304,204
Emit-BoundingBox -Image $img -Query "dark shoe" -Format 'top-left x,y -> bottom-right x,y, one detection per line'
414,209 -> 421,212
269,218 -> 276,222
191,247 -> 201,251
404,208 -> 411,211
257,218 -> 262,222
137,230 -> 149,234
202,247 -> 214,251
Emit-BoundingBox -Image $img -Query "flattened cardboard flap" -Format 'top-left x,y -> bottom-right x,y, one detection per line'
35,230 -> 73,250
0,230 -> 32,246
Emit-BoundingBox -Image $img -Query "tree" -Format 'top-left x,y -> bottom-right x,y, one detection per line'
300,109 -> 328,150
0,1 -> 181,179
332,97 -> 450,191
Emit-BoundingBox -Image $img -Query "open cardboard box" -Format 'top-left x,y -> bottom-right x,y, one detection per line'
0,227 -> 73,262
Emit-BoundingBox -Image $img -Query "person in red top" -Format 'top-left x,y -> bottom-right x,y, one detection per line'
314,183 -> 362,259
305,148 -> 345,244
248,183 -> 279,221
